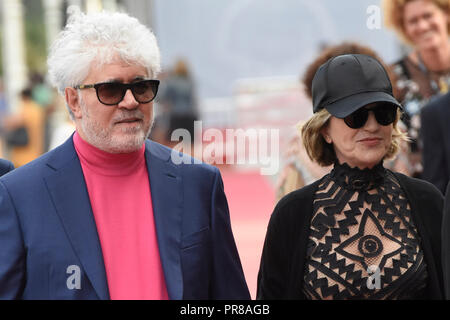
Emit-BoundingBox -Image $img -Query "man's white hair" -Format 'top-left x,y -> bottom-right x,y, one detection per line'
47,6 -> 161,97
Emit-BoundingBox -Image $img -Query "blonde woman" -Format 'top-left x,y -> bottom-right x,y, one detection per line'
383,0 -> 450,178
257,54 -> 444,299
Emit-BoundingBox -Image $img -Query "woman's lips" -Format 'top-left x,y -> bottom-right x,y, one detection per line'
359,138 -> 382,146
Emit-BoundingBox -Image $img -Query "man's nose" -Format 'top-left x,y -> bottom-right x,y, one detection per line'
119,89 -> 139,109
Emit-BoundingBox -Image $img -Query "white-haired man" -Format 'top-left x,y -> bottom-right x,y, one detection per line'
0,8 -> 250,300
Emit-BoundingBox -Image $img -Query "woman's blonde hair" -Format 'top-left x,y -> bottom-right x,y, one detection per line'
382,0 -> 450,46
300,108 -> 409,167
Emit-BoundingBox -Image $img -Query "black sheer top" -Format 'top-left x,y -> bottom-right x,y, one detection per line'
303,161 -> 428,299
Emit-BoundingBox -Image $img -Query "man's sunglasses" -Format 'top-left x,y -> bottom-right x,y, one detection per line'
74,79 -> 160,106
343,104 -> 398,129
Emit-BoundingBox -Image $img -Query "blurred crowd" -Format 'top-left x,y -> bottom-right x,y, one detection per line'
0,72 -> 74,168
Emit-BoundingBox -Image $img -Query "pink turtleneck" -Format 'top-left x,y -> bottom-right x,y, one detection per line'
73,132 -> 168,300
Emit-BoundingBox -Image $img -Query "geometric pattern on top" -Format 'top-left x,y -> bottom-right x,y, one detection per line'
303,162 -> 428,299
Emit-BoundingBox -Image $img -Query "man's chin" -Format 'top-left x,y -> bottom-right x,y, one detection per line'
104,133 -> 146,154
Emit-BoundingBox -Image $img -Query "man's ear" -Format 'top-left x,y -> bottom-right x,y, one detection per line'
65,87 -> 82,119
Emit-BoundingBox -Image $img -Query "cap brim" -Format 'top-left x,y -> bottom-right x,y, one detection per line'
324,91 -> 403,118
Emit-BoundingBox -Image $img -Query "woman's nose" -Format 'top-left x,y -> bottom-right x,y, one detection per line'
364,111 -> 379,130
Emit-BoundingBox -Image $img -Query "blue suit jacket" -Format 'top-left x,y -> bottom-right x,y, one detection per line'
0,137 -> 250,300
0,159 -> 14,177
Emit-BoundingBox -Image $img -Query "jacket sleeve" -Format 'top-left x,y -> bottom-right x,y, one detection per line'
0,181 -> 26,299
422,182 -> 445,294
421,103 -> 447,194
257,182 -> 317,300
399,174 -> 445,298
256,202 -> 290,299
209,169 -> 250,299
443,182 -> 450,299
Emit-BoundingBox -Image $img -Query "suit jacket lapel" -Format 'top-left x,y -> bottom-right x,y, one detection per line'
44,137 -> 110,300
145,140 -> 183,300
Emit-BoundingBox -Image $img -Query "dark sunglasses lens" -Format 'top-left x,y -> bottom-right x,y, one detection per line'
132,80 -> 158,103
344,108 -> 368,129
97,83 -> 125,105
374,105 -> 397,125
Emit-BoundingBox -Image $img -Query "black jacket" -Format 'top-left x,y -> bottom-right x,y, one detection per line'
421,92 -> 450,195
441,182 -> 450,299
257,171 -> 444,299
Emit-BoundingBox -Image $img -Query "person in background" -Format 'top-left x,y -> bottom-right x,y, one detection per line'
0,7 -> 249,300
276,42 -> 409,201
0,80 -> 8,120
383,0 -> 450,178
2,88 -> 45,168
30,72 -> 56,153
156,59 -> 199,151
0,79 -> 9,157
48,90 -> 76,150
257,54 -> 444,300
421,91 -> 450,194
0,158 -> 14,177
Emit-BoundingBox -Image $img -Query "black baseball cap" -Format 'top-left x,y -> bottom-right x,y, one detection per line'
311,54 -> 402,118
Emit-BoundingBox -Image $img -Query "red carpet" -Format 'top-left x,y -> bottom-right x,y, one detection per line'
220,168 -> 276,299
